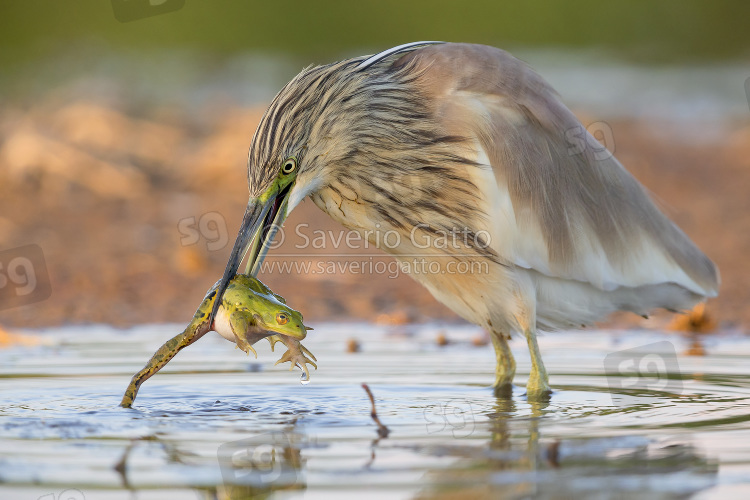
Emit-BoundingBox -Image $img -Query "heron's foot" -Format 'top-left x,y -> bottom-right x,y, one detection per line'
275,337 -> 317,381
523,326 -> 551,401
492,382 -> 514,399
525,369 -> 552,401
490,332 -> 516,396
234,335 -> 258,358
492,361 -> 516,397
493,362 -> 516,388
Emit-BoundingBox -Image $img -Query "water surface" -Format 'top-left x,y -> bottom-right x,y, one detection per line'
1,324 -> 749,499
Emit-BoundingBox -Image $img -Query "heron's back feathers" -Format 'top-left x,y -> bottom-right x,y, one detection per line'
398,43 -> 719,301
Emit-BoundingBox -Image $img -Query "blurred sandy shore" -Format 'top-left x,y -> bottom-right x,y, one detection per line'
0,99 -> 747,330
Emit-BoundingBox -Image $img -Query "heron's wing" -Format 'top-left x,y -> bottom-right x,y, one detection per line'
401,43 -> 718,296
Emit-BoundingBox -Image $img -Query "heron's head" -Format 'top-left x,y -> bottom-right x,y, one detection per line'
209,58 -> 370,322
209,42 -> 450,323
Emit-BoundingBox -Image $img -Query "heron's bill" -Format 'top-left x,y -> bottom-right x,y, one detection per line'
209,187 -> 291,325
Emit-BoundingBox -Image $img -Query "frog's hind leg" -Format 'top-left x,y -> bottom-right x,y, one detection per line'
120,320 -> 210,408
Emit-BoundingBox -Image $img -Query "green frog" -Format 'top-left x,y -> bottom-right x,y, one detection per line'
120,274 -> 316,408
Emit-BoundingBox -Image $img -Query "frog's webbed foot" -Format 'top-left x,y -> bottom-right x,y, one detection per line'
233,335 -> 258,358
266,334 -> 283,352
274,337 -> 317,381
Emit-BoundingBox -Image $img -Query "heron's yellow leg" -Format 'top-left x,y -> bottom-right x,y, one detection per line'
524,328 -> 550,399
490,332 -> 516,396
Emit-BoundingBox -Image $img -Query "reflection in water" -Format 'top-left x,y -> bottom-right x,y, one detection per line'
115,423 -> 312,500
416,396 -> 717,499
0,325 -> 747,498
111,394 -> 719,500
215,428 -> 308,500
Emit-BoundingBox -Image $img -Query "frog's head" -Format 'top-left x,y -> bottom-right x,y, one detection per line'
253,299 -> 308,340
210,274 -> 311,351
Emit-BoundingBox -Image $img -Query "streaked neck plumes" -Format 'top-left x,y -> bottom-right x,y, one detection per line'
247,53 -> 497,262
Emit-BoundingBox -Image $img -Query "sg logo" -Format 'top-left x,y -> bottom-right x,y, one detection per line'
178,212 -> 229,252
0,244 -> 52,311
423,399 -> 475,438
604,341 -> 683,405
38,490 -> 85,500
111,0 -> 185,23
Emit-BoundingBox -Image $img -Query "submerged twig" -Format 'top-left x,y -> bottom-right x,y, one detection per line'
362,384 -> 390,438
545,439 -> 561,468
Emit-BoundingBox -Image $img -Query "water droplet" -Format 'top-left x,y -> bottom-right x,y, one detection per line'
300,372 -> 310,385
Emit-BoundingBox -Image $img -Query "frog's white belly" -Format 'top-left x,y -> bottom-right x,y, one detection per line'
212,305 -> 237,343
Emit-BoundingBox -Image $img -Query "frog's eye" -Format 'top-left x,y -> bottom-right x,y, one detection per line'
281,157 -> 297,175
276,312 -> 289,325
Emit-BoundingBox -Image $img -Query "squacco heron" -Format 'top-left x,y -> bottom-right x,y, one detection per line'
210,42 -> 719,399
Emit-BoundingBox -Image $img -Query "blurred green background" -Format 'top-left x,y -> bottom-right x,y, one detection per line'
1,0 -> 749,67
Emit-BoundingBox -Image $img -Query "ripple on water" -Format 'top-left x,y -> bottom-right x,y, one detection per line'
0,324 -> 749,498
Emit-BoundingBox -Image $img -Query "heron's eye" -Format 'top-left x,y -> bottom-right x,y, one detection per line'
276,312 -> 289,325
281,157 -> 297,175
